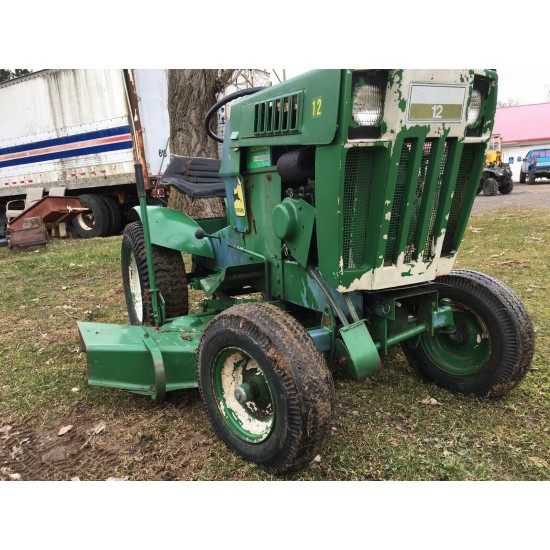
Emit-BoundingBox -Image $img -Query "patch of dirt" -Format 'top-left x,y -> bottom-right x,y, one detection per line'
0,396 -> 217,481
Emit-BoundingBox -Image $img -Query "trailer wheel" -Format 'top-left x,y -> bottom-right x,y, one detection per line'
197,303 -> 334,475
482,177 -> 498,196
402,270 -> 535,397
72,194 -> 110,238
99,195 -> 122,236
121,221 -> 188,325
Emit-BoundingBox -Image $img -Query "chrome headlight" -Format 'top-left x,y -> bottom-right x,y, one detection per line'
352,83 -> 384,126
467,89 -> 482,125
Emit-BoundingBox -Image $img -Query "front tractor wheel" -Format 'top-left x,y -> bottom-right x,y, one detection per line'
402,270 -> 535,397
197,303 -> 334,475
121,221 -> 188,325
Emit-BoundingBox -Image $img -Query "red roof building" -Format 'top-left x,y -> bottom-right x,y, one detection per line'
494,103 -> 550,145
492,103 -> 550,181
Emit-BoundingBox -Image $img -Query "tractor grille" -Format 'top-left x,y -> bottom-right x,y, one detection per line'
253,92 -> 303,136
342,148 -> 375,269
385,141 -> 415,266
341,140 -> 479,274
442,144 -> 477,255
421,144 -> 448,261
384,139 -> 451,265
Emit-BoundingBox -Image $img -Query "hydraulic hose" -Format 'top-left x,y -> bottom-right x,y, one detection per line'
204,86 -> 266,143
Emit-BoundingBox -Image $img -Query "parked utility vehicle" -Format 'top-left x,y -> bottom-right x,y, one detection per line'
519,147 -> 550,184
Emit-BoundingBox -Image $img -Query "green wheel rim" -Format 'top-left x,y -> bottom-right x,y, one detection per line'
421,303 -> 491,376
211,347 -> 275,443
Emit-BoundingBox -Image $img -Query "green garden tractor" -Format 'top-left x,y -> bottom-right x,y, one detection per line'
78,70 -> 535,475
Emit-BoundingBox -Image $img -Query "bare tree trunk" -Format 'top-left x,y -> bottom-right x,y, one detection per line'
167,69 -> 233,219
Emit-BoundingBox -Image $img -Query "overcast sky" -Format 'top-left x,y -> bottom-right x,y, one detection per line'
496,69 -> 550,105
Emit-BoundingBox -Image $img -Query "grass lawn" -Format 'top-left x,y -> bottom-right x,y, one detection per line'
0,208 -> 548,480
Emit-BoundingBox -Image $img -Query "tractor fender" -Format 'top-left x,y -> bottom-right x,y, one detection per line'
132,206 -> 215,259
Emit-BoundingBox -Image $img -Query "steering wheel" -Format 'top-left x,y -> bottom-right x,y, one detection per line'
204,87 -> 265,143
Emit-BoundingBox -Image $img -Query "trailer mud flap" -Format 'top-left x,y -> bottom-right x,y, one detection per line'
77,314 -> 216,398
335,321 -> 381,382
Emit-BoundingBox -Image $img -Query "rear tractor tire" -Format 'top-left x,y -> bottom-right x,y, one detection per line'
121,220 -> 188,325
402,270 -> 535,398
197,303 -> 334,475
482,177 -> 498,196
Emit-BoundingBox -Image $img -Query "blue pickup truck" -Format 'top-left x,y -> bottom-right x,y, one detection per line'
519,148 -> 550,184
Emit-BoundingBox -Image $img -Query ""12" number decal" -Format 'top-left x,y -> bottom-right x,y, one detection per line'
431,104 -> 443,119
312,97 -> 322,118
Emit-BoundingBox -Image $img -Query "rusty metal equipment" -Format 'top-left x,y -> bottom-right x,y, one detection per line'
78,70 -> 535,475
5,196 -> 89,248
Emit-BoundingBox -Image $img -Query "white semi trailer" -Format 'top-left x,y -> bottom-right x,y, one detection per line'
0,69 -> 171,239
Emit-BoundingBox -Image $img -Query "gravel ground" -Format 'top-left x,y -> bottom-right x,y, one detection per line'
472,180 -> 550,213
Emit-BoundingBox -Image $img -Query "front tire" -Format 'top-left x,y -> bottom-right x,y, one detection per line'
499,177 -> 514,194
402,270 -> 535,397
197,303 -> 334,475
519,170 -> 526,183
121,221 -> 188,325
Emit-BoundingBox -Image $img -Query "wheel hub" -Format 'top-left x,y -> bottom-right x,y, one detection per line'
213,349 -> 275,443
423,302 -> 491,376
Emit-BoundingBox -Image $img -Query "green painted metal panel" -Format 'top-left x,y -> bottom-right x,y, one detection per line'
443,143 -> 488,253
78,313 -> 217,396
413,136 -> 449,260
230,70 -> 342,147
432,139 -> 464,246
272,198 -> 315,268
315,145 -> 348,286
337,321 -> 381,381
133,206 -> 215,258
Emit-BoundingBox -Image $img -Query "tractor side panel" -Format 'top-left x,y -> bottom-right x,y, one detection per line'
228,70 -> 342,147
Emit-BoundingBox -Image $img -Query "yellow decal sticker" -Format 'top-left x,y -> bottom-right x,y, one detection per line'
233,178 -> 246,217
312,97 -> 322,118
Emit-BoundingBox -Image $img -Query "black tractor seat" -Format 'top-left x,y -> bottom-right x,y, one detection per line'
160,156 -> 225,198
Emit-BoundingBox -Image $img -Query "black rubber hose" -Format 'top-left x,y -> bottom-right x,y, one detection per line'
205,87 -> 266,143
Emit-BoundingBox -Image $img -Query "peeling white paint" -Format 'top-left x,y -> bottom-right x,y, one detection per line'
385,200 -> 391,206
338,233 -> 456,292
220,353 -> 272,439
383,234 -> 388,240
382,70 -> 483,141
385,212 -> 391,221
